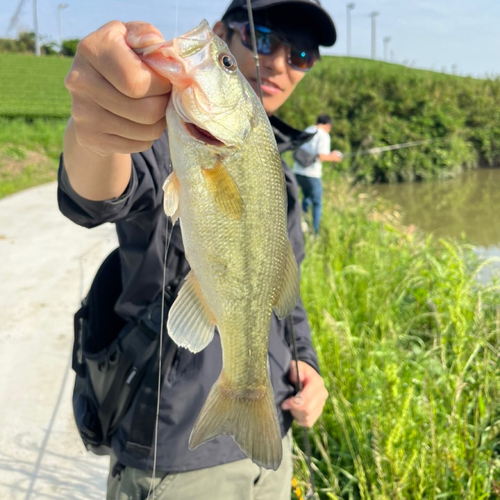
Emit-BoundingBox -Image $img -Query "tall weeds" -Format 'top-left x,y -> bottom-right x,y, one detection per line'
294,174 -> 500,499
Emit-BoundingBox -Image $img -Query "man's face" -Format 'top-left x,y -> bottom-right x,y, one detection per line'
213,21 -> 311,115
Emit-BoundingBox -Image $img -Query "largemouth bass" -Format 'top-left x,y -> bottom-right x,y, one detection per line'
138,20 -> 300,470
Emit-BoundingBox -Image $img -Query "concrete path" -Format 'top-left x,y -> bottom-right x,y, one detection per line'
0,182 -> 118,499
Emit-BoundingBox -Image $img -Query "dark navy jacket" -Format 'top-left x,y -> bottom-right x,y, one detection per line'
57,116 -> 319,472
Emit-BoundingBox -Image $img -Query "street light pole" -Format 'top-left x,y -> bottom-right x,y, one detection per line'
383,36 -> 391,61
33,0 -> 40,56
369,11 -> 379,59
58,3 -> 68,46
346,3 -> 355,56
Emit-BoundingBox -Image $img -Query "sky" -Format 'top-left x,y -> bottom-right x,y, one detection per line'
1,0 -> 499,78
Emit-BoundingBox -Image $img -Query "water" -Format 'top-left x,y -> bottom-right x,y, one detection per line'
365,168 -> 500,283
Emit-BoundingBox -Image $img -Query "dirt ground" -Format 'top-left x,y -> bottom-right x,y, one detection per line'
0,182 -> 118,499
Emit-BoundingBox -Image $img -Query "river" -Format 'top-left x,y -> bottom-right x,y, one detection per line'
365,168 -> 500,283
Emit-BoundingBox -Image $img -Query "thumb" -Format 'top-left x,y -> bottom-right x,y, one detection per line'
281,392 -> 304,411
125,21 -> 166,51
124,22 -> 172,95
288,361 -> 308,386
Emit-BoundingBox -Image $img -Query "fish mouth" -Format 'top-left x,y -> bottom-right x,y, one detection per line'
184,121 -> 225,147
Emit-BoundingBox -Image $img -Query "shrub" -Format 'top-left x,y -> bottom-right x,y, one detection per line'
279,57 -> 500,183
60,39 -> 80,57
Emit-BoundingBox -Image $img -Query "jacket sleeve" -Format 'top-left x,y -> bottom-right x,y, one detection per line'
282,161 -> 320,374
57,132 -> 170,228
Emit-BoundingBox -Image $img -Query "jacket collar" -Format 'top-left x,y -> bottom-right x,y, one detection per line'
270,115 -> 316,154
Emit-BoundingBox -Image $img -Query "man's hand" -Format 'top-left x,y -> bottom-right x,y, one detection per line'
281,360 -> 328,427
65,21 -> 171,157
318,151 -> 343,163
330,150 -> 343,162
63,21 -> 173,200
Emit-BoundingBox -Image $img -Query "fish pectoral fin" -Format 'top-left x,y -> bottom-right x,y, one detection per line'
163,171 -> 180,222
272,242 -> 301,319
189,373 -> 283,471
167,271 -> 216,353
201,160 -> 243,220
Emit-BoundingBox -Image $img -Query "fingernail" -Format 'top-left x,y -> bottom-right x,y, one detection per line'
127,33 -> 166,49
293,395 -> 303,406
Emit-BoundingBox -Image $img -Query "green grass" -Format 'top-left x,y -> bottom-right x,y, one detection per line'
0,117 -> 66,198
0,52 -> 71,198
292,172 -> 500,499
0,53 -> 72,118
0,154 -> 59,198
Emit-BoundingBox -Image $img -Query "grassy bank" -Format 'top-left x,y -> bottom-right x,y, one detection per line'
0,53 -> 71,198
279,57 -> 500,183
292,173 -> 500,499
0,53 -> 72,119
3,53 -> 500,194
0,117 -> 67,198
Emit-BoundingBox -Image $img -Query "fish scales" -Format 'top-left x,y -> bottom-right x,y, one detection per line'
138,20 -> 300,470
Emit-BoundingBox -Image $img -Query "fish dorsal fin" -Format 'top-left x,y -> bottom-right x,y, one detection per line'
202,160 -> 243,220
272,242 -> 300,319
163,171 -> 180,223
167,271 -> 216,353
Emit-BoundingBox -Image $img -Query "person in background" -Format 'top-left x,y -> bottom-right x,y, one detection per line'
58,0 -> 336,498
293,114 -> 343,234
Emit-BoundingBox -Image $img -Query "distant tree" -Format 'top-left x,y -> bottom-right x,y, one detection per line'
61,39 -> 80,57
17,31 -> 36,52
42,41 -> 59,55
0,38 -> 19,53
0,32 -> 65,55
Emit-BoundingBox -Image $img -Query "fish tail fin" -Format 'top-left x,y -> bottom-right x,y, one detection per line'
189,373 -> 283,470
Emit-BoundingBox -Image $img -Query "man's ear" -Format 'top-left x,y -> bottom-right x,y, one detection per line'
213,21 -> 227,40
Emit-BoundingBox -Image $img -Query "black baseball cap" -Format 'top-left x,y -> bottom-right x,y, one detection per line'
221,0 -> 337,47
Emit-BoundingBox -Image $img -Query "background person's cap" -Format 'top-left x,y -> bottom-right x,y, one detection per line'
222,0 -> 337,47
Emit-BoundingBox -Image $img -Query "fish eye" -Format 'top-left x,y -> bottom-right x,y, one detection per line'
219,53 -> 237,72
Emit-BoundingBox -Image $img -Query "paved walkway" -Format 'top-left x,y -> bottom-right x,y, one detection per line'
0,182 -> 118,499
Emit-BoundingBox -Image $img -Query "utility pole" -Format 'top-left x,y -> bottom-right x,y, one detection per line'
383,36 -> 391,61
346,3 -> 355,56
33,0 -> 40,56
369,11 -> 379,60
7,0 -> 29,37
58,3 -> 68,46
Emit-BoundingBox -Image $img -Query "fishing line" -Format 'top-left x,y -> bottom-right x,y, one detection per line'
174,0 -> 179,37
145,3 -> 180,497
146,216 -> 173,500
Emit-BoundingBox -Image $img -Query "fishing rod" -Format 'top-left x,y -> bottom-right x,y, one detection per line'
244,2 -> 318,497
342,138 -> 436,158
246,0 -> 264,103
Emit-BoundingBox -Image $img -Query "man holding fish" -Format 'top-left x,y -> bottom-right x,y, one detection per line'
58,0 -> 336,498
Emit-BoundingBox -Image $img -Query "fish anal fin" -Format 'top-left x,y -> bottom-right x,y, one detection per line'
189,373 -> 282,471
163,171 -> 180,222
167,271 -> 215,353
273,242 -> 300,319
201,160 -> 243,220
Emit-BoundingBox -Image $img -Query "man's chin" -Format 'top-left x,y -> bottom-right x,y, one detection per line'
261,96 -> 282,116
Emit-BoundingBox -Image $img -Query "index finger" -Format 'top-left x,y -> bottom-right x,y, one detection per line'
83,21 -> 172,98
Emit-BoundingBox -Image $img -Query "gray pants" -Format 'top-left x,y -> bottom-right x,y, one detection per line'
107,431 -> 293,500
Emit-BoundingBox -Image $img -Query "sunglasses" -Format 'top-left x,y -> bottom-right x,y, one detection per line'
228,22 -> 319,72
